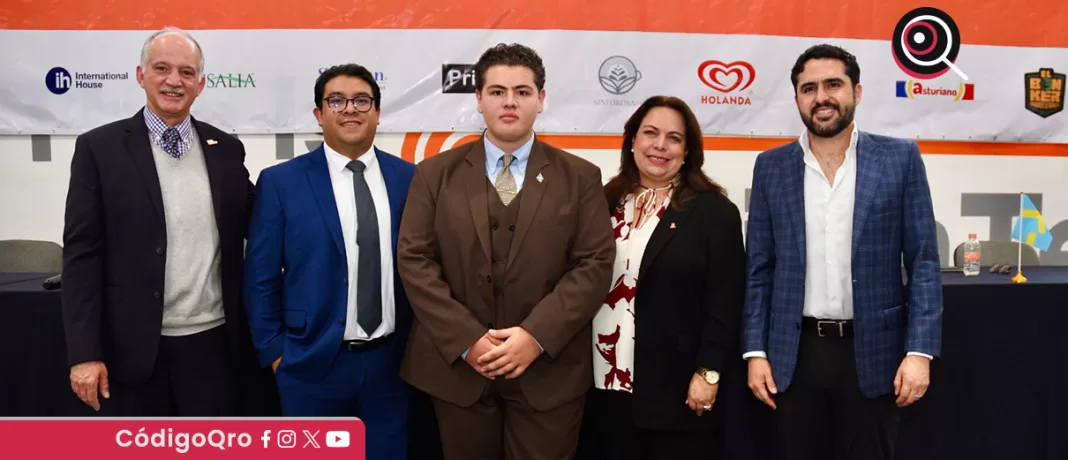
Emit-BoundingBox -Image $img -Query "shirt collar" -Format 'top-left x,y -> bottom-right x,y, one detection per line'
143,106 -> 193,143
484,132 -> 535,171
324,142 -> 377,174
799,122 -> 859,163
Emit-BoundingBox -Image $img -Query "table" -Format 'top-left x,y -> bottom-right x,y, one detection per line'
901,266 -> 1068,460
0,272 -> 95,416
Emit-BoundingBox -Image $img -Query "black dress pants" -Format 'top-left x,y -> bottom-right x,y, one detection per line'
100,325 -> 237,416
773,323 -> 900,460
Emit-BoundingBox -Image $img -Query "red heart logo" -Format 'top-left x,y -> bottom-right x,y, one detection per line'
698,60 -> 756,93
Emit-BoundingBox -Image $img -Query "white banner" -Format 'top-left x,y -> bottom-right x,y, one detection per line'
1,30 -> 1065,142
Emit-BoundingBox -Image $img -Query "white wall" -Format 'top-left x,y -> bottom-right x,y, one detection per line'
2,133 -> 1067,265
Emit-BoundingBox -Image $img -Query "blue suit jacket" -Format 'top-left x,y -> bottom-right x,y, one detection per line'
741,131 -> 943,398
244,145 -> 416,381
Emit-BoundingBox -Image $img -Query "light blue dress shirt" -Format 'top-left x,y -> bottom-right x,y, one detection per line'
461,133 -> 543,361
484,133 -> 534,191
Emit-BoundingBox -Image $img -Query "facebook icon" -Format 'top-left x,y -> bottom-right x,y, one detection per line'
46,67 -> 72,95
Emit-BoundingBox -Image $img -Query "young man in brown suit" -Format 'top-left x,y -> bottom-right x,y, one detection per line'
397,43 -> 616,460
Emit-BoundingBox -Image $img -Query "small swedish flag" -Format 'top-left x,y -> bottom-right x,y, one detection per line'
1011,193 -> 1053,252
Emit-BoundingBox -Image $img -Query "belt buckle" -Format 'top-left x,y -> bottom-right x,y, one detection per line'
817,320 -> 843,338
347,340 -> 369,351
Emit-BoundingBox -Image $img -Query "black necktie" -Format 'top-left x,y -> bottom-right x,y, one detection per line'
345,160 -> 381,334
161,127 -> 182,158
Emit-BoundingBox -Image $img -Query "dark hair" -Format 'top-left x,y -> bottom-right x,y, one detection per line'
604,96 -> 725,211
314,64 -> 382,111
790,44 -> 861,93
473,43 -> 546,91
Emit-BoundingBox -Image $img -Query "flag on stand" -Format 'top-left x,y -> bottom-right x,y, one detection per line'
1011,193 -> 1053,252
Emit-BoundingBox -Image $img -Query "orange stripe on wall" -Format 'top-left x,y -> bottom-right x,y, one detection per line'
399,132 -> 421,163
1,1 -> 1064,48
419,134 -> 1068,159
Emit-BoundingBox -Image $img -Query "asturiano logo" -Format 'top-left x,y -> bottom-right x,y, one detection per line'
45,67 -> 128,95
896,80 -> 974,101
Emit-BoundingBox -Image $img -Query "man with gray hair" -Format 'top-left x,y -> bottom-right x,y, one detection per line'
61,27 -> 273,415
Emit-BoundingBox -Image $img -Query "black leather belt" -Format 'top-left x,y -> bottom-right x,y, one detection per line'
343,335 -> 391,351
801,317 -> 854,338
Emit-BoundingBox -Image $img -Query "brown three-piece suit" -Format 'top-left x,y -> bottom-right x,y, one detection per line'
397,134 -> 616,459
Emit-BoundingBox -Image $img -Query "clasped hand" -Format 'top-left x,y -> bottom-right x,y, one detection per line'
464,327 -> 542,380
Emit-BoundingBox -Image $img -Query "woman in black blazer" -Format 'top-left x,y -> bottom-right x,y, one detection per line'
582,95 -> 746,459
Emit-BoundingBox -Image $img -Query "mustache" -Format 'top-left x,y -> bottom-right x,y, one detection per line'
160,86 -> 185,95
811,102 -> 839,116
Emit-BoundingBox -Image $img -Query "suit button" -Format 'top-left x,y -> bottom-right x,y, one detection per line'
795,322 -> 801,330
153,291 -> 161,299
343,278 -> 348,285
338,318 -> 344,325
156,247 -> 164,255
492,223 -> 499,230
486,275 -> 492,283
508,225 -> 516,231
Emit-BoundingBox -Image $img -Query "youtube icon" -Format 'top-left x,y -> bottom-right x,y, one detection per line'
326,430 -> 350,448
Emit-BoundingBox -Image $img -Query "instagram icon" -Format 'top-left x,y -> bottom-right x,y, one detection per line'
277,430 -> 297,449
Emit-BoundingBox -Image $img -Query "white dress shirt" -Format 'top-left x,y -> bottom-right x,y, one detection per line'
801,124 -> 859,320
744,124 -> 930,360
323,142 -> 396,341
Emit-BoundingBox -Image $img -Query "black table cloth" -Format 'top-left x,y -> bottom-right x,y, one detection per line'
0,272 -> 94,416
3,268 -> 1067,460
901,266 -> 1068,460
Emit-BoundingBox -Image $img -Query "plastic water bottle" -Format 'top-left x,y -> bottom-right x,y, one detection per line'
963,233 -> 981,276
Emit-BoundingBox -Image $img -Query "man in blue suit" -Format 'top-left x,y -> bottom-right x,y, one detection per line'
244,64 -> 415,459
742,44 -> 943,460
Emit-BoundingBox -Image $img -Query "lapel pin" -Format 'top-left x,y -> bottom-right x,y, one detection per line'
669,222 -> 676,229
206,139 -> 218,145
536,173 -> 544,183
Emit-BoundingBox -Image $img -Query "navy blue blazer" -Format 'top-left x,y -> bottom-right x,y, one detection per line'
741,131 -> 943,398
243,145 -> 415,381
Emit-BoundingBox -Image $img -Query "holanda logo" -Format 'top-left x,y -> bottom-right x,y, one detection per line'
698,60 -> 755,92
1024,68 -> 1064,118
45,66 -> 128,95
598,56 -> 641,95
697,60 -> 754,106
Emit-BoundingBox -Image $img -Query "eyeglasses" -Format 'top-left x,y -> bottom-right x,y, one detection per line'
323,96 -> 375,113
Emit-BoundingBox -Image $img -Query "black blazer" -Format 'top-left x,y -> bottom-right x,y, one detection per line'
61,108 -> 258,385
621,189 -> 746,431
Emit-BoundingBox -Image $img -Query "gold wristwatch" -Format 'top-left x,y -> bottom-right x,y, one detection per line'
696,368 -> 720,385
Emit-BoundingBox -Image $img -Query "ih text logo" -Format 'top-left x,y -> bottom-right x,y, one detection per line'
46,67 -> 73,95
45,66 -> 129,95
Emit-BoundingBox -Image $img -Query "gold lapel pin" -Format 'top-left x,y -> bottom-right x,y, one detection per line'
536,173 -> 544,183
669,222 -> 676,229
206,139 -> 218,145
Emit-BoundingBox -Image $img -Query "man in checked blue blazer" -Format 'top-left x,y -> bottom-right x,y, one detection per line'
742,44 -> 943,460
244,64 -> 416,460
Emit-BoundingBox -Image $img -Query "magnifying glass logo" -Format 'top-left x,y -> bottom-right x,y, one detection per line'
892,7 -> 968,81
